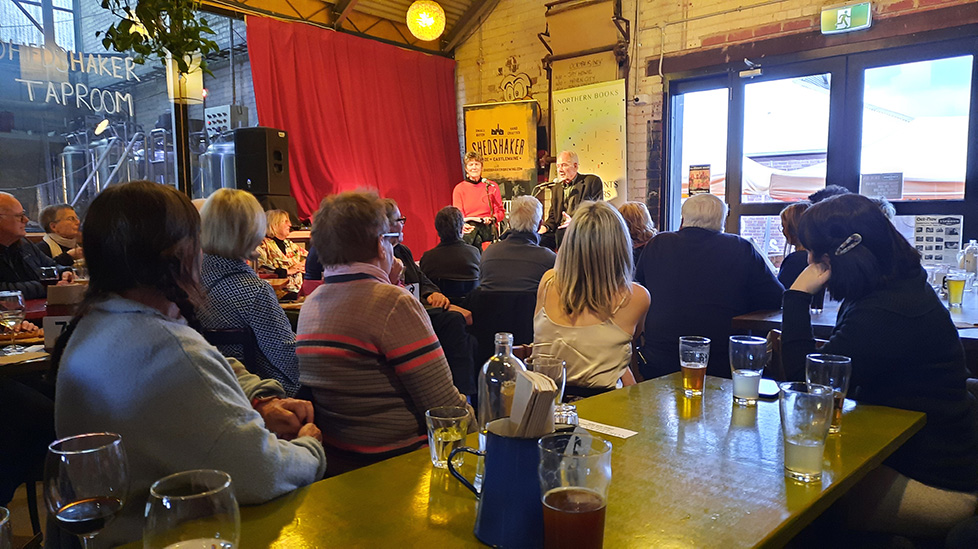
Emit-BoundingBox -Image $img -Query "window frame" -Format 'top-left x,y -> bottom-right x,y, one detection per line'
663,31 -> 978,239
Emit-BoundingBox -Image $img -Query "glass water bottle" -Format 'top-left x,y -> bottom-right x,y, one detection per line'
477,332 -> 527,430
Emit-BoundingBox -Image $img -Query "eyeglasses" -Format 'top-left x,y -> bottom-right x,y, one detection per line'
0,211 -> 29,221
56,215 -> 79,223
381,232 -> 402,244
395,217 -> 407,224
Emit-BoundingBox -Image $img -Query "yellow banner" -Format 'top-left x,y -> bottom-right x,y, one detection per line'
463,100 -> 538,198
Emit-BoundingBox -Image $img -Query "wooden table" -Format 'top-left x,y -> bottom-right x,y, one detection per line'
135,374 -> 922,548
732,292 -> 978,374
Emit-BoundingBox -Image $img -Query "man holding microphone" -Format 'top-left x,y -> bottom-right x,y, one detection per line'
539,150 -> 604,249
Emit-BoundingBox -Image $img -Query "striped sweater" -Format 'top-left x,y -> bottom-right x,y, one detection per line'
296,263 -> 467,455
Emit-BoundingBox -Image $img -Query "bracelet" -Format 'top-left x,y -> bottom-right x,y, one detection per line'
251,395 -> 277,408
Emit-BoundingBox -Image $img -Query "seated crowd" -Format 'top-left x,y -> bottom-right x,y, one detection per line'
1,172 -> 976,546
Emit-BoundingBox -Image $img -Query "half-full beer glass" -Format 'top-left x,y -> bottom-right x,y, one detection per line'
679,336 -> 710,397
538,432 -> 612,549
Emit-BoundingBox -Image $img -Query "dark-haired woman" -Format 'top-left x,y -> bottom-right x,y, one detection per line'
52,181 -> 326,546
782,193 -> 978,539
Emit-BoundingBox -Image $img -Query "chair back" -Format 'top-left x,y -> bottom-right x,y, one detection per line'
431,277 -> 479,304
200,327 -> 260,374
467,287 -> 537,367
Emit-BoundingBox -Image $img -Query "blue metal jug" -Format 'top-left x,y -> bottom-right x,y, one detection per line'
449,418 -> 543,548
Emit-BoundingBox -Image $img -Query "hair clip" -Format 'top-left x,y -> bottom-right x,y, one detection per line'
835,233 -> 862,256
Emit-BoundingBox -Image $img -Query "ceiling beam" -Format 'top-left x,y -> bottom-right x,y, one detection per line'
333,0 -> 360,29
443,0 -> 501,52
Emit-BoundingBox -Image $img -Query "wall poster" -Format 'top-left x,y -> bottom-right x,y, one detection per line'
463,100 -> 539,200
552,79 -> 627,205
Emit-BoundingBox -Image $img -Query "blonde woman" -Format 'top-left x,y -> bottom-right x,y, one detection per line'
198,190 -> 301,396
256,209 -> 307,297
618,201 -> 657,268
532,201 -> 651,394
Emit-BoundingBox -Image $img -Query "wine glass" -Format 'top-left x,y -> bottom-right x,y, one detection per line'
44,433 -> 129,549
144,469 -> 240,549
40,266 -> 60,286
0,290 -> 26,355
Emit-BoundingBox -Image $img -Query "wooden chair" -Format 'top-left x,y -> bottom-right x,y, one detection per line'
466,287 -> 537,369
766,329 -> 828,381
200,327 -> 260,374
429,277 -> 479,305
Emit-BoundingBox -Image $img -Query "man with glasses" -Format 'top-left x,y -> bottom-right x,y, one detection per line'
540,150 -> 603,249
0,192 -> 66,299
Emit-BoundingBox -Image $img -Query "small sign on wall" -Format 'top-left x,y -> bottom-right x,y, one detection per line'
689,165 -> 711,195
914,215 -> 963,265
860,172 -> 904,200
821,3 -> 872,35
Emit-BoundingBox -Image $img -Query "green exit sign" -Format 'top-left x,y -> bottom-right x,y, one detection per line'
821,3 -> 873,34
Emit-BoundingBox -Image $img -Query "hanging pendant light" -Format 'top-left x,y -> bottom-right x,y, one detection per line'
406,0 -> 446,41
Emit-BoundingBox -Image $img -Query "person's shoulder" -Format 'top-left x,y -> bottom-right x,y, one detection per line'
630,282 -> 651,304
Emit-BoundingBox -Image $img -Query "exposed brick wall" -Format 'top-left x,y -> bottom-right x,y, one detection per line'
453,0 -> 977,230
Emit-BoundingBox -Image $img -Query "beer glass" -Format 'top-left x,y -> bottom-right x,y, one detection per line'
805,354 -> 852,433
144,469 -> 240,549
679,336 -> 710,397
947,273 -> 967,307
779,382 -> 833,483
425,406 -> 469,469
538,432 -> 612,549
729,336 -> 768,406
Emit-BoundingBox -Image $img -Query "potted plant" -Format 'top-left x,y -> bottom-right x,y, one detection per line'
97,0 -> 219,75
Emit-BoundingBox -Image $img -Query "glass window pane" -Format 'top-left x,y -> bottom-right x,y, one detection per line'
860,55 -> 973,201
739,215 -> 784,273
743,74 -> 831,204
677,88 -> 728,198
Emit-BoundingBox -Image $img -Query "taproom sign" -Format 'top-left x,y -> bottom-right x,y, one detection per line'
0,40 -> 139,116
820,3 -> 872,35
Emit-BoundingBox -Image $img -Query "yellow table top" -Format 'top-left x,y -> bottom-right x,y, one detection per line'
123,373 -> 925,548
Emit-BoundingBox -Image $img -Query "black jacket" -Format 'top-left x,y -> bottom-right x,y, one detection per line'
0,238 -> 60,299
782,271 -> 978,492
420,240 -> 480,282
479,230 -> 555,293
635,227 -> 784,379
544,173 -> 603,233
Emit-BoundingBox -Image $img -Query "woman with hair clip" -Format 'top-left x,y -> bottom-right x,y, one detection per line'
50,181 -> 326,547
531,201 -> 650,395
782,193 -> 978,541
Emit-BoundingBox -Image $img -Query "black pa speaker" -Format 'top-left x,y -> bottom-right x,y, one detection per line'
234,127 -> 290,195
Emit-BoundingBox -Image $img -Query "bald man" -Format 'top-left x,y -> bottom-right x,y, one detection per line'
0,193 -> 63,299
540,150 -> 603,249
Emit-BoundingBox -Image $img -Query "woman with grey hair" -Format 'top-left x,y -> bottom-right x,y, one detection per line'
198,189 -> 302,396
38,204 -> 83,266
531,201 -> 650,393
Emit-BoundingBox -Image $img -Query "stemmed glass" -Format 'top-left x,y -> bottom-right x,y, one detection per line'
144,469 -> 240,549
0,290 -> 27,355
44,433 -> 129,549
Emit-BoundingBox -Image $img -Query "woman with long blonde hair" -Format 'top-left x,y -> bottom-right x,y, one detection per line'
531,201 -> 651,394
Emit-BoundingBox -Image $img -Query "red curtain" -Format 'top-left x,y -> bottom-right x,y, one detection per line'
247,17 -> 462,252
